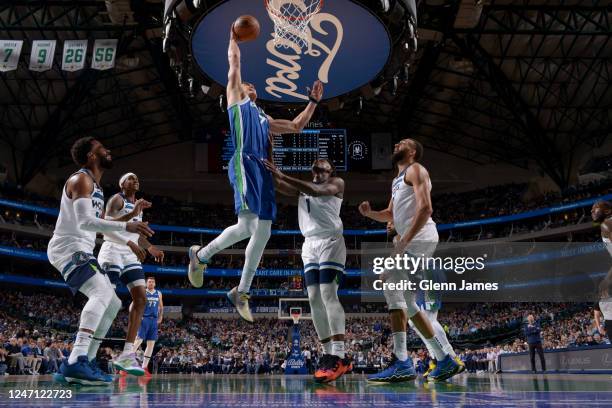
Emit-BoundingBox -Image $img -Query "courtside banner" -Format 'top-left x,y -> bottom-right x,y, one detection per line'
360,242 -> 612,303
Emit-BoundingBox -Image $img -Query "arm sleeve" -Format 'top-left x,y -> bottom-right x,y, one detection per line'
74,198 -> 127,233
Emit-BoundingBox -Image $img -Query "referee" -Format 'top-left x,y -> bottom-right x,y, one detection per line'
524,315 -> 546,373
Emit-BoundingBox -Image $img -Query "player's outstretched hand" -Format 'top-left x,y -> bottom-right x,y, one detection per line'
310,80 -> 323,102
127,241 -> 147,263
127,221 -> 154,237
263,159 -> 284,178
148,245 -> 165,263
358,201 -> 371,217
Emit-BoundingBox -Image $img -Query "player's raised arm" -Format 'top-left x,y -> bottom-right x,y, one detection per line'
227,26 -> 244,106
359,198 -> 393,223
69,174 -> 145,234
396,163 -> 433,249
264,159 -> 343,197
268,81 -> 323,134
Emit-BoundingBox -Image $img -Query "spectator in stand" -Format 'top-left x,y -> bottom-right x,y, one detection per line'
524,314 -> 546,372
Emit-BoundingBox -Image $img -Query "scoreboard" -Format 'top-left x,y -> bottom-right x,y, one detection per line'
222,129 -> 347,172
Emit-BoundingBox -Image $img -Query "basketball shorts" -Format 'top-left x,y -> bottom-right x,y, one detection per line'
229,153 -> 276,221
98,241 -> 144,289
384,225 -> 439,310
137,317 -> 158,341
60,255 -> 105,296
302,235 -> 346,286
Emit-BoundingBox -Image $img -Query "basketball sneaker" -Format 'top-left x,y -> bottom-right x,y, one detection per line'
113,352 -> 145,376
454,356 -> 466,374
188,245 -> 207,288
423,359 -> 436,379
367,355 -> 417,383
89,358 -> 114,382
314,355 -> 351,383
62,355 -> 112,386
227,286 -> 254,322
144,367 -> 152,377
429,354 -> 461,382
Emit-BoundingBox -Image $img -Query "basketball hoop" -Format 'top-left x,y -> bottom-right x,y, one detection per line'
265,0 -> 323,49
290,307 -> 302,324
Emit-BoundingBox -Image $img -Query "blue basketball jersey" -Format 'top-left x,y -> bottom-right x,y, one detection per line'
226,97 -> 276,221
143,289 -> 160,318
228,97 -> 270,158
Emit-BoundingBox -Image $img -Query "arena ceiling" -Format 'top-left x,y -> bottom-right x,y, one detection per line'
0,0 -> 610,188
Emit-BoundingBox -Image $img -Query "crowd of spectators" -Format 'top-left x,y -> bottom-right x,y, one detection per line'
1,290 -> 609,377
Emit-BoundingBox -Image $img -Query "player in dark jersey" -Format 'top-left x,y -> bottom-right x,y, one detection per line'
133,276 -> 163,377
188,23 -> 323,322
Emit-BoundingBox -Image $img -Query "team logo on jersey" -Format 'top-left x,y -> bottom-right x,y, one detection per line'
72,251 -> 91,267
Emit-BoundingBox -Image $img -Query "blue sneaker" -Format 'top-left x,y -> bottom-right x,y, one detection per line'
429,354 -> 461,382
62,355 -> 110,386
53,362 -> 68,384
367,355 -> 416,383
89,359 -> 114,383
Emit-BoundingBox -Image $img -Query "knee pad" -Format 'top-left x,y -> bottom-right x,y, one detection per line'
319,282 -> 339,303
307,284 -> 321,302
81,273 -> 117,310
107,293 -> 122,317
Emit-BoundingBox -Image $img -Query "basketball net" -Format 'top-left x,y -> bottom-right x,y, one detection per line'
265,0 -> 323,49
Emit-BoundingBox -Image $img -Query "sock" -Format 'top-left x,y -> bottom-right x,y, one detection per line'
123,342 -> 134,355
331,341 -> 345,359
392,332 -> 408,361
69,331 -> 93,364
88,339 -> 102,361
322,341 -> 332,355
423,335 -> 446,361
432,320 -> 456,358
410,322 -> 436,361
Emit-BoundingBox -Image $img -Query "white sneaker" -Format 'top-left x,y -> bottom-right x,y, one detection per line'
227,287 -> 254,322
188,245 -> 207,288
113,353 -> 145,376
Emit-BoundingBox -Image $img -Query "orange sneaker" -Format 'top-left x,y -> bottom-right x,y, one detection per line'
119,370 -> 128,377
314,355 -> 350,383
144,368 -> 152,377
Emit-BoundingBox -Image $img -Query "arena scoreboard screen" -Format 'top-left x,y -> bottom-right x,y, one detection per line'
223,129 -> 347,172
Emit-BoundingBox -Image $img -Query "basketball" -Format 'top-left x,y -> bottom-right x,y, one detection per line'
232,15 -> 260,42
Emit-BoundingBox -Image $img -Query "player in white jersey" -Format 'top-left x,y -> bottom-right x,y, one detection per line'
47,137 -> 153,385
591,201 -> 612,340
359,138 -> 461,382
386,220 -> 463,379
98,172 -> 165,376
265,158 -> 350,383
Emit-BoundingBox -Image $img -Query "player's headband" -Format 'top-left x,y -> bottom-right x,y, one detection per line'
119,172 -> 137,188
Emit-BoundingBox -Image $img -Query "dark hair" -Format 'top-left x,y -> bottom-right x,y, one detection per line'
594,200 -> 612,211
412,139 -> 424,162
70,137 -> 95,166
147,276 -> 155,281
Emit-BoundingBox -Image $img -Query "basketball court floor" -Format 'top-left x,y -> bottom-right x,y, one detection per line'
2,373 -> 612,407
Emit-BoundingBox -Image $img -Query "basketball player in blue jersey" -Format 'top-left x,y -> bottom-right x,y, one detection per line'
133,276 -> 163,377
47,137 -> 153,385
265,158 -> 350,383
359,138 -> 461,382
188,25 -> 323,322
98,172 -> 165,376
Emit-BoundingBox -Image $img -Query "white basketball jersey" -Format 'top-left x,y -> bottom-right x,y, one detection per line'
298,193 -> 343,239
391,166 -> 436,238
103,193 -> 142,245
47,169 -> 105,277
602,235 -> 612,257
